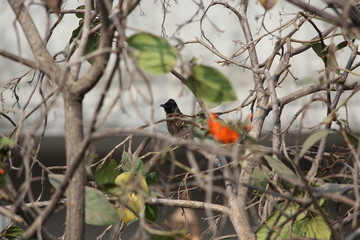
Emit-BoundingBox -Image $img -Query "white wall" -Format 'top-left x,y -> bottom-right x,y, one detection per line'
1,0 -> 359,136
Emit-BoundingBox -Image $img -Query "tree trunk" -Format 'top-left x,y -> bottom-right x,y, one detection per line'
63,93 -> 85,240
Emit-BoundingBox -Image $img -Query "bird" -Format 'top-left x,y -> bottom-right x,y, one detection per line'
160,99 -> 238,193
160,99 -> 189,137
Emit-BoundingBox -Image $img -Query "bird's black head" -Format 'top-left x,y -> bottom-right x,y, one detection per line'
160,99 -> 179,114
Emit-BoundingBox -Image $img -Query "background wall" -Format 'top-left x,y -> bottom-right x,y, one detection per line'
1,0 -> 359,137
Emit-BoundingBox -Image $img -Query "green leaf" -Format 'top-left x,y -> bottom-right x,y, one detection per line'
186,64 -> 237,103
121,151 -> 146,175
0,137 -> 15,149
145,172 -> 158,185
306,215 -> 331,239
257,204 -> 309,239
196,102 -> 220,112
75,5 -> 85,19
345,130 -> 359,147
102,182 -> 121,196
145,172 -> 163,197
48,174 -> 64,192
257,200 -> 332,240
85,186 -> 119,226
85,32 -> 100,64
298,129 -> 331,159
257,202 -> 331,240
2,226 -> 24,239
69,21 -> 83,46
292,218 -> 308,237
49,174 -> 119,226
256,204 -> 306,239
310,42 -> 332,68
251,165 -> 270,187
145,205 -> 158,224
311,42 -> 327,61
316,183 -> 355,194
96,159 -> 120,185
67,19 -> 100,64
127,33 -> 178,74
336,41 -> 348,51
263,155 -> 298,180
310,42 -> 340,74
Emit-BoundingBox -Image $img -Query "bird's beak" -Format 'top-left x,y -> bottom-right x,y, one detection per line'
160,104 -> 165,108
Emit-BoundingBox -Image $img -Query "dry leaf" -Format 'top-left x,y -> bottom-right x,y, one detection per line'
43,0 -> 62,14
258,0 -> 281,11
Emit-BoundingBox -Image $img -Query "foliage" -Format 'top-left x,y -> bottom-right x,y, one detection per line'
186,64 -> 237,103
0,225 -> 24,240
49,174 -> 119,226
127,33 -> 178,74
256,203 -> 331,240
95,159 -> 120,185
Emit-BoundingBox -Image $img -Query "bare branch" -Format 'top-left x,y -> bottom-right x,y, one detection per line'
71,0 -> 115,96
286,0 -> 344,27
7,0 -> 60,80
147,198 -> 230,214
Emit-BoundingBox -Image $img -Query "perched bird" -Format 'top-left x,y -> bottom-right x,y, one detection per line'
161,99 -> 239,193
160,99 -> 189,137
161,99 -> 238,193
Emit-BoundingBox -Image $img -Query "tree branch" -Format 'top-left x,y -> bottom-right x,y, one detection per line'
7,0 -> 60,80
286,0 -> 344,27
147,198 -> 230,214
0,48 -> 38,70
71,0 -> 115,96
20,136 -> 92,239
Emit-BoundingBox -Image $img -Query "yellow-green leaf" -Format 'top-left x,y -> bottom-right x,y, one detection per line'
299,129 -> 330,159
306,215 -> 331,239
257,203 -> 331,240
49,174 -> 118,226
263,155 -> 298,180
85,187 -> 119,226
2,225 -> 24,240
256,204 -> 307,239
127,33 -> 177,74
48,174 -> 64,192
0,137 -> 15,149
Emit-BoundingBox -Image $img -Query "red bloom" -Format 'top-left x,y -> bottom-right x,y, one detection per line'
0,168 -> 5,175
207,113 -> 239,144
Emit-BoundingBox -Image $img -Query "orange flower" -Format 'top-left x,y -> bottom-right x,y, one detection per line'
207,113 -> 239,144
0,168 -> 5,175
